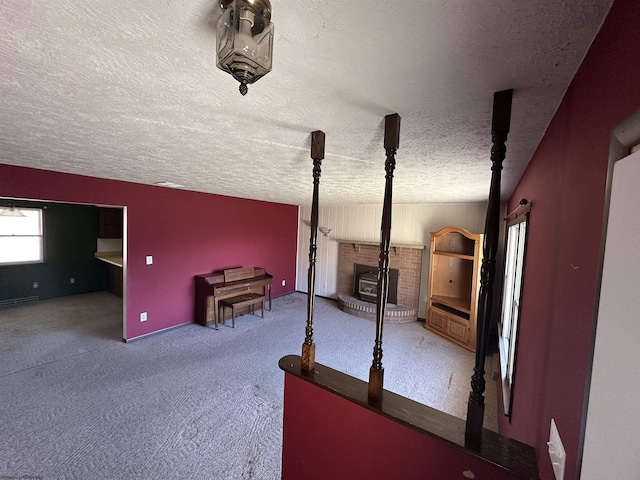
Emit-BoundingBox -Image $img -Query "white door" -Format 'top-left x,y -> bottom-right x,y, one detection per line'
581,150 -> 640,479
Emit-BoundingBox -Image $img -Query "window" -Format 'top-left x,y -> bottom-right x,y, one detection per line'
498,213 -> 529,417
0,207 -> 44,265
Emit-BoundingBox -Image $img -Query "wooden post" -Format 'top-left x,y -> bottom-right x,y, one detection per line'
465,90 -> 513,446
302,130 -> 325,373
368,113 -> 401,404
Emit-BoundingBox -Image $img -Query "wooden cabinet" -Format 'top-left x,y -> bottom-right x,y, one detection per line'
425,226 -> 483,351
98,207 -> 122,238
109,264 -> 123,298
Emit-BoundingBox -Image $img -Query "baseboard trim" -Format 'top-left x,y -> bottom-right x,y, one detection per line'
293,290 -> 338,303
123,321 -> 193,343
126,292 -> 307,341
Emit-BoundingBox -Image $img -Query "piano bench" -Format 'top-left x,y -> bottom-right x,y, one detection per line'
218,293 -> 265,328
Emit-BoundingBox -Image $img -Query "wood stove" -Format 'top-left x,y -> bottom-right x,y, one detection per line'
358,273 -> 378,302
354,263 -> 399,304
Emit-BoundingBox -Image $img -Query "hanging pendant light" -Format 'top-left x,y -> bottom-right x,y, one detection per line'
216,0 -> 274,96
0,202 -> 26,217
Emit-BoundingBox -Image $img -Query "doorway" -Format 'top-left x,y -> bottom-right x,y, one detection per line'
0,198 -> 126,340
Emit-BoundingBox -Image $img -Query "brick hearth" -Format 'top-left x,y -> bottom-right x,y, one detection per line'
337,293 -> 418,323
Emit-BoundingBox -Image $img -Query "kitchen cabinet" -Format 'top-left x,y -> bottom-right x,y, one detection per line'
98,207 -> 122,238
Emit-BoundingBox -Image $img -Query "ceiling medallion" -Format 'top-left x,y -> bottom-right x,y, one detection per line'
216,0 -> 274,96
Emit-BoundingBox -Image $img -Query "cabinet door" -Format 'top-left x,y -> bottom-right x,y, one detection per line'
98,208 -> 122,238
428,308 -> 448,334
447,316 -> 470,344
109,264 -> 123,297
428,307 -> 470,347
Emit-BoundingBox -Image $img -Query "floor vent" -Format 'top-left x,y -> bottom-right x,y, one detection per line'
0,296 -> 39,308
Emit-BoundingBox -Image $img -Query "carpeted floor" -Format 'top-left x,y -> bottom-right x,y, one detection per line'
0,291 -> 498,479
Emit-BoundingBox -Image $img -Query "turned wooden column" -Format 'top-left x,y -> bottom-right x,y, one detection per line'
302,130 -> 325,373
465,89 -> 513,446
368,113 -> 401,404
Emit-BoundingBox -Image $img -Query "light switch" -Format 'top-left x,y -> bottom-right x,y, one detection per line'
548,418 -> 566,480
146,256 -> 153,265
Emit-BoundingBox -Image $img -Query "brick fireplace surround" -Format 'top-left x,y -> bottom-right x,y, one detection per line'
336,241 -> 423,323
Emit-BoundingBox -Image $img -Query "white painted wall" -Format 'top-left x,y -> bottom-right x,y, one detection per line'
296,203 -> 488,318
581,151 -> 640,479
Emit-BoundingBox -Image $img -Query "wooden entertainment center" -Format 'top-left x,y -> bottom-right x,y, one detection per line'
425,226 -> 483,351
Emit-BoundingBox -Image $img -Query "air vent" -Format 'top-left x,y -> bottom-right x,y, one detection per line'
0,296 -> 39,308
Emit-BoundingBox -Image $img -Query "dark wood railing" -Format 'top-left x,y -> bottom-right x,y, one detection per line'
368,113 -> 401,404
287,92 -> 537,478
281,354 -> 539,479
301,130 -> 325,373
466,89 -> 513,446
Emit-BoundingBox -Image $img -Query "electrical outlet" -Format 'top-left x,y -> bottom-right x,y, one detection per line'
33,282 -> 39,288
281,280 -> 286,287
70,278 -> 75,284
140,312 -> 147,322
146,256 -> 153,265
548,419 -> 566,480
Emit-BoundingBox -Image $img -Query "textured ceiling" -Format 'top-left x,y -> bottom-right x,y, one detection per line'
0,0 -> 613,206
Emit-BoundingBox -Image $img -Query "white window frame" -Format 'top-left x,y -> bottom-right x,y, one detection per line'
498,213 -> 529,417
0,207 -> 45,265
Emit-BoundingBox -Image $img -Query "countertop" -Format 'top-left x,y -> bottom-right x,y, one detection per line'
94,251 -> 123,267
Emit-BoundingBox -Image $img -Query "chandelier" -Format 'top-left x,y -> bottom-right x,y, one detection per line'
216,0 -> 274,96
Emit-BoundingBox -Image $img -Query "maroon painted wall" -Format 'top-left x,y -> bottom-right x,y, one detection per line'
0,163 -> 298,339
282,373 -> 521,480
500,0 -> 640,478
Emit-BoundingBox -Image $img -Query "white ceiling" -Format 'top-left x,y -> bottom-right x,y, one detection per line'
0,0 -> 613,206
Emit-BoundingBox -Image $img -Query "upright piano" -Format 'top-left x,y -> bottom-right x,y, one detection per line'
195,266 -> 273,329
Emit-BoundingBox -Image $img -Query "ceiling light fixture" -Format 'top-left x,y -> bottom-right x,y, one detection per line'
216,0 -> 274,96
154,181 -> 185,188
0,202 -> 26,217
